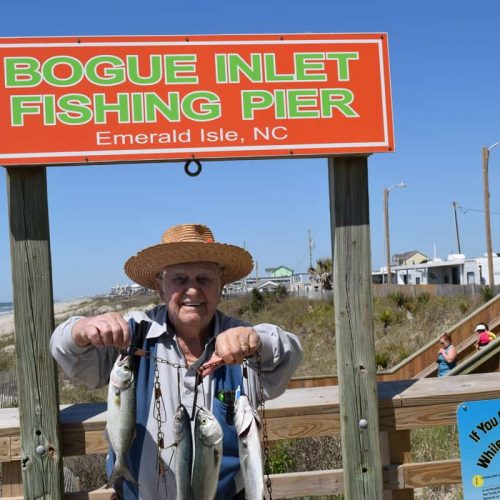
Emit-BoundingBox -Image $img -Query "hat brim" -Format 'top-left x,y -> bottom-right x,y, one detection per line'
124,242 -> 253,289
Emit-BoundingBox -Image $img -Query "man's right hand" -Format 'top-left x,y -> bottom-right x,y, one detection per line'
72,313 -> 130,348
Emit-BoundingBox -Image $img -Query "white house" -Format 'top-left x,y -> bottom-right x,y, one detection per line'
374,253 -> 500,286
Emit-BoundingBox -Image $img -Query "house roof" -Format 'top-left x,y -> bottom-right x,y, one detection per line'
257,280 -> 280,289
265,265 -> 293,273
393,250 -> 427,260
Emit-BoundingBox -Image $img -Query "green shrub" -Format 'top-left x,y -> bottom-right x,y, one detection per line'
417,292 -> 431,304
274,284 -> 288,300
268,440 -> 295,474
378,309 -> 395,329
388,291 -> 411,309
480,285 -> 495,303
0,350 -> 16,372
375,351 -> 390,369
458,301 -> 469,314
250,288 -> 265,313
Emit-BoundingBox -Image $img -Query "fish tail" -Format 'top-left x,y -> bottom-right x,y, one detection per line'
106,460 -> 138,487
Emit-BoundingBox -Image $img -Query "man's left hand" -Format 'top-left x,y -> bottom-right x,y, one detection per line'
199,326 -> 261,377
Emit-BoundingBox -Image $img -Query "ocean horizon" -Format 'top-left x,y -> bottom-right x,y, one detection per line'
0,302 -> 13,315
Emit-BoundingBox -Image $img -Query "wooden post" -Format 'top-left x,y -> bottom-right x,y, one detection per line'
6,167 -> 64,498
329,156 -> 383,499
381,430 -> 414,499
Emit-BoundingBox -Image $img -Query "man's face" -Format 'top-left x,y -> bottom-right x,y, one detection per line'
156,262 -> 222,334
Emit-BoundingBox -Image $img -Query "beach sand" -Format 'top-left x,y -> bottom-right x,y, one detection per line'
0,299 -> 87,337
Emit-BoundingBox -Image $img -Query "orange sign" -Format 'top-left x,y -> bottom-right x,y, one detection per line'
0,34 -> 394,166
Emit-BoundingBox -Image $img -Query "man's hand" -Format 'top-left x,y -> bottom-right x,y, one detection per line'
72,312 -> 130,349
199,326 -> 261,377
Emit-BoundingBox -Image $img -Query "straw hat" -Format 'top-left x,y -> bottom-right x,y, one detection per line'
124,223 -> 253,289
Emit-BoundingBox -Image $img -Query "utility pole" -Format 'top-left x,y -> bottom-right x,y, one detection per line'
483,146 -> 495,288
452,201 -> 462,254
383,188 -> 390,285
308,229 -> 314,270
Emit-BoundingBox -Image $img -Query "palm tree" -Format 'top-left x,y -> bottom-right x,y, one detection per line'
309,257 -> 333,290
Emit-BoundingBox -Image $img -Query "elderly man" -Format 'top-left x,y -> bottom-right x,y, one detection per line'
50,223 -> 303,500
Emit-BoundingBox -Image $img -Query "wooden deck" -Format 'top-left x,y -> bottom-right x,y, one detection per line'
2,372 -> 500,498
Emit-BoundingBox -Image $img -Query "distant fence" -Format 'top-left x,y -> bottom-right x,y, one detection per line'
226,284 -> 499,301
0,372 -> 16,408
372,283 -> 500,298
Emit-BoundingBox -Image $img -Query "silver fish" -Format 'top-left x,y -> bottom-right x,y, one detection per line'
174,404 -> 193,500
106,352 -> 137,487
234,395 -> 263,500
192,406 -> 223,500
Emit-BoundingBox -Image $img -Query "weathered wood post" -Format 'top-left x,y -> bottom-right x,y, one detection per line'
329,156 -> 383,499
6,166 -> 64,498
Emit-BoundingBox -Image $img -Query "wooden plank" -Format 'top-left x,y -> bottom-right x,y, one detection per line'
1,460 -> 22,497
61,430 -> 107,458
66,489 -> 115,499
3,490 -> 116,500
267,413 -> 340,441
287,375 -> 338,388
0,461 -> 466,499
0,437 -> 10,460
403,459 -> 461,488
265,385 -> 340,416
7,167 -> 64,499
264,470 -> 344,498
329,156 -> 383,499
387,402 -> 466,430
396,372 -> 500,407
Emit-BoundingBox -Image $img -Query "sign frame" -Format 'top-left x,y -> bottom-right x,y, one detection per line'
0,33 -> 394,166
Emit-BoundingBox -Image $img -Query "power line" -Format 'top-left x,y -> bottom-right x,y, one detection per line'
456,204 -> 500,216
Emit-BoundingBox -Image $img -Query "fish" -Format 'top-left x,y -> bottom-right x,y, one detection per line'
174,404 -> 193,500
192,406 -> 223,500
105,352 -> 137,487
234,395 -> 263,500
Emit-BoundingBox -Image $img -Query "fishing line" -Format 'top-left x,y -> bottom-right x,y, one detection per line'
242,361 -> 251,401
176,367 -> 181,406
190,372 -> 202,420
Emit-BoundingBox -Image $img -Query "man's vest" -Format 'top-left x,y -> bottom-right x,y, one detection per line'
108,318 -> 244,499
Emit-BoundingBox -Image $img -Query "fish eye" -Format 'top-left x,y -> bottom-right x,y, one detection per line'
201,418 -> 207,424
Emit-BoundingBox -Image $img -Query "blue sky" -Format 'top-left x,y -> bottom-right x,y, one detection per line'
1,1 -> 500,301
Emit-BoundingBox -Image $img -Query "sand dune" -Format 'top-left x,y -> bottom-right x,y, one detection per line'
0,299 -> 87,337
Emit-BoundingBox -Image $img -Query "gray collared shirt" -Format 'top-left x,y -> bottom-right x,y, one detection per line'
50,305 -> 303,499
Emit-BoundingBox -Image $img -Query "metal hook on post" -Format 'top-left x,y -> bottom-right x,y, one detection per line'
184,159 -> 202,177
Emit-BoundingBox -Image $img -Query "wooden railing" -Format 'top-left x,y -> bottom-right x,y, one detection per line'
3,372 -> 500,498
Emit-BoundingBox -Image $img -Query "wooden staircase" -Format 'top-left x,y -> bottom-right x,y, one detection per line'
289,294 -> 500,388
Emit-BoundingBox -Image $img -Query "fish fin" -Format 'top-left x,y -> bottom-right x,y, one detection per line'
252,408 -> 262,430
123,465 -> 138,486
106,461 -> 138,488
237,410 -> 255,436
